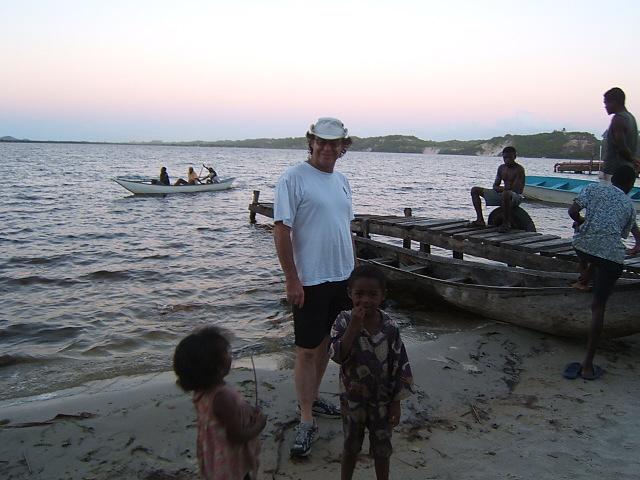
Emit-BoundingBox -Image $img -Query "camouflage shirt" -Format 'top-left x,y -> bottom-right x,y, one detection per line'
329,309 -> 413,405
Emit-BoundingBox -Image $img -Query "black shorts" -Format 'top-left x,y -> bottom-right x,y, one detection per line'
575,249 -> 623,303
293,280 -> 351,349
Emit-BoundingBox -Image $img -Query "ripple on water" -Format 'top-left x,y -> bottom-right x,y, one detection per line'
0,275 -> 81,288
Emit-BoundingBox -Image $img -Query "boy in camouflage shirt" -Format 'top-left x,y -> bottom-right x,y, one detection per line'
329,265 -> 413,480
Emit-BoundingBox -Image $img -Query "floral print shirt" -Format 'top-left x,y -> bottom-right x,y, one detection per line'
573,183 -> 636,263
329,309 -> 413,405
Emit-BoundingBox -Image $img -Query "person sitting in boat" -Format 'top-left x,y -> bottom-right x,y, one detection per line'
174,167 -> 201,186
159,166 -> 170,185
468,146 -> 525,232
563,165 -> 638,381
202,166 -> 220,184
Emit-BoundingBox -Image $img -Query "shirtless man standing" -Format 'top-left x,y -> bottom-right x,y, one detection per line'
469,146 -> 525,232
600,87 -> 638,182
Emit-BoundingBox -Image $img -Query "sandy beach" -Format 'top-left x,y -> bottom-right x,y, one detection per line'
2,322 -> 639,480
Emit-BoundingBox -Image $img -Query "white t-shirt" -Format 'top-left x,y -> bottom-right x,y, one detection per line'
274,162 -> 355,286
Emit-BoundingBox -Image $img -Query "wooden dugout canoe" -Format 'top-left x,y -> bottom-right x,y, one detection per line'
355,236 -> 640,338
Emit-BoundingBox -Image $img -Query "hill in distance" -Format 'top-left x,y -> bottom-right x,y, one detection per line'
1,130 -> 603,160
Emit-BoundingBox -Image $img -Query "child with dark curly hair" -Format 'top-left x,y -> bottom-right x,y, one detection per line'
173,326 -> 266,480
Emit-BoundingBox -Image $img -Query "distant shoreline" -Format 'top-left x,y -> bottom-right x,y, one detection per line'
1,130 -> 602,160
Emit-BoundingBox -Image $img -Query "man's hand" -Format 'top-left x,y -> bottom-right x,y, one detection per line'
285,277 -> 305,308
633,157 -> 640,173
572,216 -> 585,232
493,185 -> 504,193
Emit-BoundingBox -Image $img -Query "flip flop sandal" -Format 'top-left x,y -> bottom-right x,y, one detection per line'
562,362 -> 582,380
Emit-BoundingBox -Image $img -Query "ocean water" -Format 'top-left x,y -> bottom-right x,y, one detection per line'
0,143 -> 590,400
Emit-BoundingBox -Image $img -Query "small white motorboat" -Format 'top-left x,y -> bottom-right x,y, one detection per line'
113,177 -> 236,195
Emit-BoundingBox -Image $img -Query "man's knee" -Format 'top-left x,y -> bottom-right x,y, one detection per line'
471,186 -> 483,196
296,346 -> 317,363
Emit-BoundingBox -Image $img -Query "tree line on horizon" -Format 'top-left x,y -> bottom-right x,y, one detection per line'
1,130 -> 609,160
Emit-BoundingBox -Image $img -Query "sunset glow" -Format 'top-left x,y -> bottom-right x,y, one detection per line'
2,0 -> 639,141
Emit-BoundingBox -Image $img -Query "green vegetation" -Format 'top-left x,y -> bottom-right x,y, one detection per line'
1,130 -> 605,159
198,130 -> 601,159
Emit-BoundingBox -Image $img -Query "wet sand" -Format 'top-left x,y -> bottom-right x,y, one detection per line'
1,323 -> 639,480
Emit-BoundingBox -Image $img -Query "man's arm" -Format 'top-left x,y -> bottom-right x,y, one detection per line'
273,222 -> 304,307
626,222 -> 640,255
568,202 -> 584,231
493,165 -> 504,192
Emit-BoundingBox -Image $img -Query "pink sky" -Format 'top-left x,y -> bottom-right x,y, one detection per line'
2,1 -> 639,141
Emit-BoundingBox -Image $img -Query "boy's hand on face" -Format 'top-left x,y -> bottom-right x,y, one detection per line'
349,306 -> 366,331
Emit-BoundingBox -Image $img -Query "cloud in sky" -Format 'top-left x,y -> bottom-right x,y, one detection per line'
1,0 -> 639,141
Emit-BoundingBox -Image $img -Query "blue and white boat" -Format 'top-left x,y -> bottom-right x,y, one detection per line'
524,175 -> 640,211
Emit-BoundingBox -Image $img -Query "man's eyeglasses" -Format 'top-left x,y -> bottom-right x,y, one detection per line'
314,137 -> 342,149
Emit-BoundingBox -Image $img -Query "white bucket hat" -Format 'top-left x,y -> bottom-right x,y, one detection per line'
308,117 -> 349,139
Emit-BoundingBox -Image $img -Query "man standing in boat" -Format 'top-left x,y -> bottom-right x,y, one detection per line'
468,146 -> 525,232
273,117 -> 354,457
600,87 -> 639,182
564,166 -> 637,381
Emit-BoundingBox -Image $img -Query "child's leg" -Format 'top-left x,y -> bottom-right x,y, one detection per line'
374,458 -> 390,480
369,403 -> 393,480
573,251 -> 594,290
581,262 -> 594,284
572,262 -> 594,290
341,451 -> 358,480
341,400 -> 365,480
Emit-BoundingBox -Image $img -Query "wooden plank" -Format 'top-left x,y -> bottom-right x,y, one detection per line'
520,238 -> 573,252
467,231 -> 532,244
248,204 -> 275,219
399,264 -> 429,272
368,257 -> 395,264
428,221 -> 472,232
486,231 -> 534,242
624,257 -> 640,267
364,222 -> 579,272
540,245 -> 576,254
461,231 -> 515,243
446,226 -> 484,235
451,227 -> 500,239
539,247 -> 576,257
501,234 -> 559,246
375,217 -> 423,226
355,214 -> 398,220
457,229 -> 506,242
555,250 -> 578,258
410,219 -> 467,229
486,232 -> 538,244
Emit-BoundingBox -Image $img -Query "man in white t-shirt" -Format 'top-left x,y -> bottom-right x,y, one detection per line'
273,117 -> 354,457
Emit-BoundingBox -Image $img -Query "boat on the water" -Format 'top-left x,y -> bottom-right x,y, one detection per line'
355,236 -> 640,338
524,175 -> 640,211
113,177 -> 235,195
